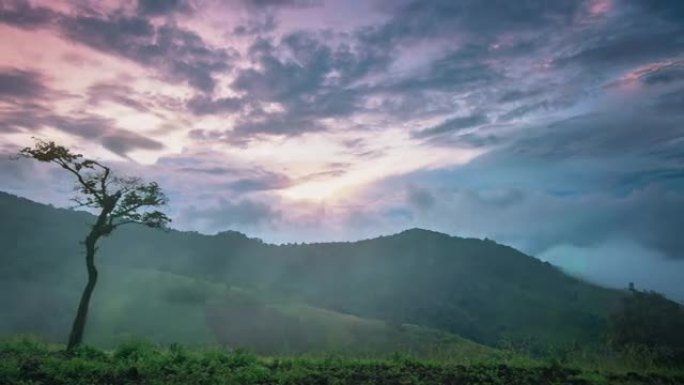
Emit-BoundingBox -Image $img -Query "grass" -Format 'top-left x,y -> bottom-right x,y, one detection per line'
2,337 -> 683,385
79,266 -> 499,360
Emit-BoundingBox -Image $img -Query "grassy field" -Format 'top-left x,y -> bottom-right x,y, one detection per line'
2,338 -> 683,385
70,266 -> 496,360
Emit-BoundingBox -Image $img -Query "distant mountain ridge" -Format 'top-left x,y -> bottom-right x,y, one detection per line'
0,191 -> 624,350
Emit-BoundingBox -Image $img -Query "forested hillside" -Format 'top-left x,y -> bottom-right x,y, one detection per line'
0,191 -> 622,351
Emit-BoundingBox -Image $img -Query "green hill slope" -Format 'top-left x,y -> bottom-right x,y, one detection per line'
5,259 -> 496,359
0,191 -> 624,351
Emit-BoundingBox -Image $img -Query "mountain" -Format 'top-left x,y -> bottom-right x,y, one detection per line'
0,191 -> 624,352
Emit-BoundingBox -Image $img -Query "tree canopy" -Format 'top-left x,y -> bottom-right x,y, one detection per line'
19,139 -> 170,234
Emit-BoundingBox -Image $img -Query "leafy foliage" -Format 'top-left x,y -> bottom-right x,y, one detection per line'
19,139 -> 171,232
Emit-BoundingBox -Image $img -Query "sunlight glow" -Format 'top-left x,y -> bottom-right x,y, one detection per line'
281,141 -> 485,202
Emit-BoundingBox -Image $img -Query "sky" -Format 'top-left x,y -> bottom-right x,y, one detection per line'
1,0 -> 683,299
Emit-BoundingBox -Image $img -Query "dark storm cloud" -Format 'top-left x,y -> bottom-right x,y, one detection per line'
0,103 -> 45,133
618,169 -> 684,192
373,51 -> 684,258
498,89 -> 544,104
100,131 -> 164,156
0,2 -> 235,93
556,31 -> 684,70
239,0 -> 321,9
0,68 -> 47,101
222,32 -> 390,140
0,100 -> 163,156
653,88 -> 684,114
382,47 -> 500,94
186,95 -> 244,115
231,0 -> 322,36
508,112 -> 684,161
630,0 -> 684,21
138,0 -> 188,15
344,6 -> 558,125
453,111 -> 684,259
232,35 -> 334,102
368,0 -> 583,45
233,15 -> 277,36
412,114 -> 488,139
230,116 -> 323,140
384,159 -> 684,260
60,17 -> 235,92
40,114 -> 164,157
515,186 -> 684,260
355,0 -> 684,129
552,0 -> 683,72
87,83 -> 151,113
0,0 -> 56,30
640,62 -> 684,85
444,132 -> 503,149
498,103 -> 549,122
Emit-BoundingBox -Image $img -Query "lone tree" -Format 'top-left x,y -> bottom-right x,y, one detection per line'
19,139 -> 171,351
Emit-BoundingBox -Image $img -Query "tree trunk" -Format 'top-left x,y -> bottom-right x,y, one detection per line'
66,235 -> 98,351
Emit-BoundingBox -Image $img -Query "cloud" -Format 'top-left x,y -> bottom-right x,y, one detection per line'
507,112 -> 684,161
541,240 -> 684,301
233,14 -> 277,36
215,31 -> 389,140
60,16 -> 235,92
381,169 -> 684,261
87,82 -> 152,113
186,95 -> 244,115
358,77 -> 684,259
654,88 -> 684,114
0,68 -> 47,101
225,174 -> 291,193
230,116 -> 323,140
412,114 -> 488,139
498,89 -> 543,104
138,0 -> 189,15
164,155 -> 292,193
556,31 -> 684,70
0,153 -> 35,186
406,185 -> 435,211
0,100 -> 164,156
639,61 -> 684,85
382,47 -> 500,94
630,0 -> 684,22
100,131 -> 164,156
368,0 -> 583,45
0,4 -> 235,93
0,0 -> 56,30
239,0 -> 322,9
181,198 -> 281,230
